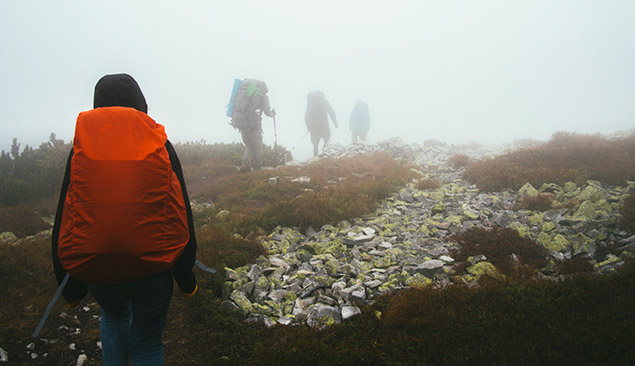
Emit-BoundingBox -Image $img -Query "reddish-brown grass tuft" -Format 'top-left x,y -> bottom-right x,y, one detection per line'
465,133 -> 635,192
514,193 -> 555,212
450,226 -> 548,280
415,178 -> 441,190
448,154 -> 470,169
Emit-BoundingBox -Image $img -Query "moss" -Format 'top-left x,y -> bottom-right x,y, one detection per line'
405,273 -> 433,287
466,261 -> 505,282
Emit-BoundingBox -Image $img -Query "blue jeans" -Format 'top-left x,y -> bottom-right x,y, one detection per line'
89,271 -> 173,366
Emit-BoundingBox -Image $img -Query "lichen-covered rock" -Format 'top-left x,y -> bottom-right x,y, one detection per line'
519,182 -> 539,196
0,232 -> 18,245
230,290 -> 254,313
465,261 -> 505,282
307,305 -> 341,328
569,233 -> 595,257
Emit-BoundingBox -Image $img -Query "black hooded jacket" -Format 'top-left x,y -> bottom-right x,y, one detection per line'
52,74 -> 197,303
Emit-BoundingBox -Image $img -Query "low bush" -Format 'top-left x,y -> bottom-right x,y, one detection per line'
448,153 -> 470,168
450,226 -> 548,280
556,257 -> 595,275
620,190 -> 635,233
0,204 -> 52,238
514,193 -> 555,212
415,178 -> 441,190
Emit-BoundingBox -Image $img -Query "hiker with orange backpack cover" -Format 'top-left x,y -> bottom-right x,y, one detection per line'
51,73 -> 197,366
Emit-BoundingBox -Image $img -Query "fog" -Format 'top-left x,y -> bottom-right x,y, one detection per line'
1,0 -> 634,161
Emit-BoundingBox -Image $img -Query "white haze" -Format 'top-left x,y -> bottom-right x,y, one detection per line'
1,0 -> 634,161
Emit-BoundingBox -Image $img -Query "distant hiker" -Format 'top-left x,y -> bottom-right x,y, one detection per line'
228,79 -> 276,171
52,73 -> 197,365
305,90 -> 338,156
349,99 -> 370,143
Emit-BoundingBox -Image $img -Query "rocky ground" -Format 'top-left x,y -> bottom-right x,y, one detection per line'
2,136 -> 634,363
221,138 -> 635,328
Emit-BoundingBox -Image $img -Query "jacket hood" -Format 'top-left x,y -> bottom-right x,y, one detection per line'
93,74 -> 148,113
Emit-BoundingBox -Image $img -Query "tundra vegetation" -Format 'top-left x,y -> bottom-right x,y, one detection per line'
0,132 -> 634,365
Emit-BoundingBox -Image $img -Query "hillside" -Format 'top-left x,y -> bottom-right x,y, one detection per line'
1,133 -> 634,365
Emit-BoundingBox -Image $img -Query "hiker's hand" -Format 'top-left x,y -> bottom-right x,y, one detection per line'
181,284 -> 198,298
66,301 -> 80,309
271,108 -> 276,117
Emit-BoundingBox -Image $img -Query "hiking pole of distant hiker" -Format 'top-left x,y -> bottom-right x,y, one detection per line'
344,129 -> 351,145
272,113 -> 278,147
32,273 -> 70,338
272,113 -> 281,166
292,131 -> 309,150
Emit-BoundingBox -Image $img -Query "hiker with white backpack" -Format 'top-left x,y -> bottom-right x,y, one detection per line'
227,78 -> 276,171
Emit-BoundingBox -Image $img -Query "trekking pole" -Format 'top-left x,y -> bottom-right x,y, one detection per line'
292,131 -> 309,150
344,129 -> 351,144
32,273 -> 70,338
272,115 -> 278,147
195,260 -> 217,274
272,115 -> 280,167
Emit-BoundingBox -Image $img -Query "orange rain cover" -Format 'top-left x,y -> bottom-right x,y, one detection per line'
58,107 -> 189,284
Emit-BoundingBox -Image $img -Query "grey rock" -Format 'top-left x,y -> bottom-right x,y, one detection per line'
247,265 -> 262,283
268,289 -> 287,302
493,211 -> 514,228
317,295 -> 338,306
278,316 -> 293,325
307,305 -> 342,328
415,260 -> 445,277
364,280 -> 383,288
77,354 -> 88,366
351,287 -> 367,301
341,306 -> 362,320
618,235 -> 635,245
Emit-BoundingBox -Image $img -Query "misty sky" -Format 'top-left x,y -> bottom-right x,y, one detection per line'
1,0 -> 634,160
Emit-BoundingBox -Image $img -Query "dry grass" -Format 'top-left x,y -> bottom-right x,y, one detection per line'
193,152 -> 416,236
465,132 -> 635,192
514,193 -> 555,212
448,153 -> 470,169
415,178 -> 441,190
0,203 -> 52,237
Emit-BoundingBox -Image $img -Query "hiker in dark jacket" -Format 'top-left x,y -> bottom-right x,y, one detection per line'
349,100 -> 370,143
52,73 -> 197,366
305,90 -> 337,156
230,79 -> 275,170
